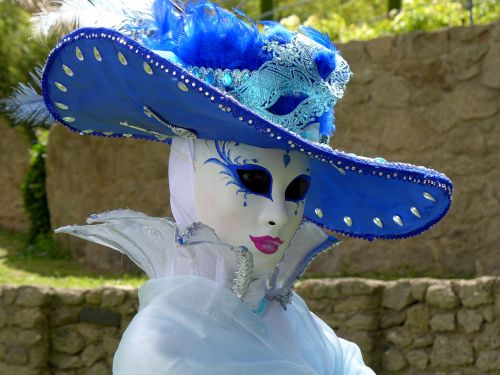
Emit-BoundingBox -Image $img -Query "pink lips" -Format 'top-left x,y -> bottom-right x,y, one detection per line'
249,235 -> 284,255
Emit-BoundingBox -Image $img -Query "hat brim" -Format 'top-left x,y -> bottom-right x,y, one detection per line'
42,27 -> 453,240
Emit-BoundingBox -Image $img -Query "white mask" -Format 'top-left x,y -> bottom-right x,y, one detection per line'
193,140 -> 311,276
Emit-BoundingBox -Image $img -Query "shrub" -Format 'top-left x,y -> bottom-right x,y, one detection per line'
22,141 -> 51,241
282,0 -> 499,43
0,1 -> 50,99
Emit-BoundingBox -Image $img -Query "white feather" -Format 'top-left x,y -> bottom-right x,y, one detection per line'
31,0 -> 155,39
0,65 -> 53,126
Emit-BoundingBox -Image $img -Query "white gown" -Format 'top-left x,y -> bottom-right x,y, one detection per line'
57,209 -> 376,375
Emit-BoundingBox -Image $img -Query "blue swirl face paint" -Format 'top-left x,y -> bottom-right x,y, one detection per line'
194,139 -> 311,276
283,152 -> 291,168
204,141 -> 274,205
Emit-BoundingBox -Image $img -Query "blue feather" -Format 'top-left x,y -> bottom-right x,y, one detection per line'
148,0 -> 268,70
146,1 -> 338,73
261,21 -> 294,44
299,26 -> 336,51
314,49 -> 336,80
299,26 -> 337,79
318,109 -> 335,136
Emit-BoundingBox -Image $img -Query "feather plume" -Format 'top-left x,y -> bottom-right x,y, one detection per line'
0,66 -> 53,126
261,21 -> 293,45
147,0 -> 269,70
314,49 -> 336,80
145,1 -> 339,72
318,108 -> 335,136
31,0 -> 154,39
31,0 -> 339,73
299,26 -> 337,80
299,26 -> 336,51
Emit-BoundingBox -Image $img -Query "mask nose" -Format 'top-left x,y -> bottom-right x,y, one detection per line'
260,196 -> 290,229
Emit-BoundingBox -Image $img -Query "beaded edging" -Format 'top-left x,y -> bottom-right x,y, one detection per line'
41,27 -> 453,240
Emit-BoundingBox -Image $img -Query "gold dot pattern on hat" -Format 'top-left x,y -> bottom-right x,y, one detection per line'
75,46 -> 84,61
373,217 -> 383,228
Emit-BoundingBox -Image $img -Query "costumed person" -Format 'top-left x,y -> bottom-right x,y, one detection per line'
4,1 -> 453,373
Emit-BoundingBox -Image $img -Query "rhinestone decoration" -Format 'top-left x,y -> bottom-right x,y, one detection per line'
120,120 -> 170,141
93,47 -> 102,61
393,215 -> 403,226
143,106 -> 196,139
143,62 -> 153,75
373,217 -> 383,228
184,35 -> 350,143
411,207 -> 421,218
423,192 -> 436,202
62,64 -> 74,76
187,66 -> 253,90
55,102 -> 68,110
231,246 -> 253,301
117,51 -> 128,65
314,208 -> 323,218
75,46 -> 84,61
41,29 -> 454,239
343,216 -> 352,227
55,82 -> 67,92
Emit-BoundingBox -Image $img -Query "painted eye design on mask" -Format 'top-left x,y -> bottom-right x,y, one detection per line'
236,166 -> 272,199
285,174 -> 311,202
204,141 -> 274,206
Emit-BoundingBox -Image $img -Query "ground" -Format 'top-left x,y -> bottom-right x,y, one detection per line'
0,229 -> 146,288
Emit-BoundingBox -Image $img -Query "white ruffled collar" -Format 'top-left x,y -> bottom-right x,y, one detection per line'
56,209 -> 340,310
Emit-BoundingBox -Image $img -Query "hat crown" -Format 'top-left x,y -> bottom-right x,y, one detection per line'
183,34 -> 350,143
136,1 -> 351,143
231,34 -> 350,143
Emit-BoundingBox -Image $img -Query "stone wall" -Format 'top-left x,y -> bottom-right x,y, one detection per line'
297,277 -> 500,374
43,22 -> 500,275
311,22 -> 500,278
45,126 -> 171,271
1,277 -> 499,374
0,284 -> 136,375
0,117 -> 30,232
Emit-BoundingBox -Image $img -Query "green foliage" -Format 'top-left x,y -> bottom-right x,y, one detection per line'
21,233 -> 70,260
279,0 -> 499,43
0,228 -> 146,287
385,0 -> 468,33
22,140 -> 51,241
277,0 -> 387,26
0,1 -> 51,99
213,0 -> 261,19
472,0 -> 500,24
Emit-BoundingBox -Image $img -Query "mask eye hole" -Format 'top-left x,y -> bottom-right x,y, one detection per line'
285,175 -> 311,201
266,92 -> 308,116
236,167 -> 272,197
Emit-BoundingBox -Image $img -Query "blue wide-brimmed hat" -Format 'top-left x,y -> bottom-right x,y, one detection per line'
7,0 -> 452,240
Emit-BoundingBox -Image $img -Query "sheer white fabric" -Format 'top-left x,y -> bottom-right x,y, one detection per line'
114,276 -> 344,374
56,209 -> 334,308
57,210 -> 375,374
168,137 -> 196,226
56,137 -> 376,374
